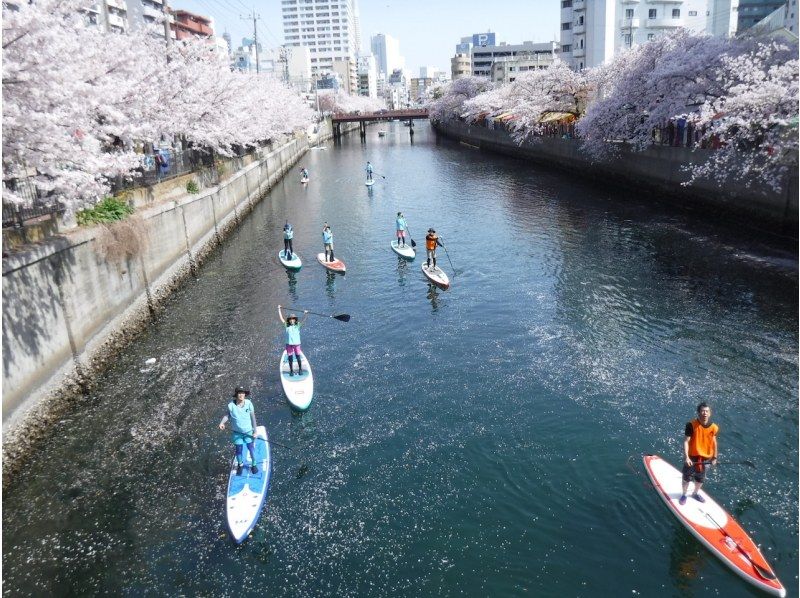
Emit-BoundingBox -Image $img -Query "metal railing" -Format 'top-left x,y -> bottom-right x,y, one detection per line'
109,148 -> 216,192
2,177 -> 63,228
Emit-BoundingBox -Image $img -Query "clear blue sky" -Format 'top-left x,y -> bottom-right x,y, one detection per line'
175,0 -> 561,75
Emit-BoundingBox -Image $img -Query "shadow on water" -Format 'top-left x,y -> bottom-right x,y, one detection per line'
668,526 -> 707,595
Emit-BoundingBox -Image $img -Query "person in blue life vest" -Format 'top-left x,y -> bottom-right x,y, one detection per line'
395,212 -> 408,247
680,402 -> 719,505
301,168 -> 309,181
218,387 -> 259,476
366,161 -> 374,181
322,223 -> 335,262
278,305 -> 309,376
283,221 -> 294,260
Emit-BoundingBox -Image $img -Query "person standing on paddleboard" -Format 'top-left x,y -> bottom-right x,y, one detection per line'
218,387 -> 259,476
366,161 -> 374,182
322,223 -> 335,262
425,228 -> 443,269
283,222 -> 294,260
301,168 -> 309,180
279,305 -> 309,376
680,402 -> 719,505
396,212 -> 408,247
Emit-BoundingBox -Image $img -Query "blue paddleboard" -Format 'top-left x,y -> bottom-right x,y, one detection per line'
226,425 -> 271,543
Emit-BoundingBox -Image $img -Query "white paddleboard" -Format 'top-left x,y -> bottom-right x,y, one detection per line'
316,253 -> 346,273
421,263 -> 450,289
301,177 -> 309,184
643,455 -> 785,597
365,179 -> 375,187
278,250 -> 302,271
280,350 -> 314,411
391,240 -> 415,260
226,425 -> 271,544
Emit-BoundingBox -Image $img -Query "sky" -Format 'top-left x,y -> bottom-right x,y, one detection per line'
174,0 -> 561,75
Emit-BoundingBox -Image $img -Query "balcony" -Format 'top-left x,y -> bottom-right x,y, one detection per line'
573,23 -> 585,34
143,5 -> 163,19
647,17 -> 684,28
573,0 -> 585,11
107,13 -> 126,29
620,18 -> 641,28
106,0 -> 127,10
573,47 -> 585,57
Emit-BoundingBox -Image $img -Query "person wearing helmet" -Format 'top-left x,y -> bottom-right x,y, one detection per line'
278,305 -> 309,375
283,221 -> 294,260
425,228 -> 443,268
218,386 -> 259,476
395,212 -> 408,247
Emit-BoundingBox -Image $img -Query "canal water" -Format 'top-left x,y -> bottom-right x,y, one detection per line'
3,123 -> 797,596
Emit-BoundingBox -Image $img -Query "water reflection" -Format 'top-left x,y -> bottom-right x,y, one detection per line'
668,527 -> 706,594
426,284 -> 440,312
286,270 -> 298,301
325,271 -> 337,299
395,258 -> 408,286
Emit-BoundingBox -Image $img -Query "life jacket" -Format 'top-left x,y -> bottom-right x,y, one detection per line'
687,418 -> 719,458
426,235 -> 437,250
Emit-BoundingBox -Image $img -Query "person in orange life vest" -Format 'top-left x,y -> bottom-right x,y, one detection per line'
680,402 -> 718,505
425,228 -> 443,269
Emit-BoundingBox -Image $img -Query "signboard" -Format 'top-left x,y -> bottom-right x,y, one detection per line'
472,33 -> 496,47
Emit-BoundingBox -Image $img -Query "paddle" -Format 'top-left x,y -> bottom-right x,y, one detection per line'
438,236 -> 457,276
404,225 -> 417,249
231,429 -> 297,451
700,459 -> 756,469
283,305 -> 350,322
698,508 -> 777,581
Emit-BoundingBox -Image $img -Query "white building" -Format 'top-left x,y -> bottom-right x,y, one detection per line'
281,0 -> 360,91
490,49 -> 558,84
471,41 -> 556,78
357,54 -> 378,98
451,53 -> 472,80
287,46 -> 313,92
370,33 -> 404,76
560,0 -> 739,70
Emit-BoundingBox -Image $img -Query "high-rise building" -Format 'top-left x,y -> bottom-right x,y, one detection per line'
737,0 -> 788,30
370,33 -> 404,76
559,0 -> 739,70
281,0 -> 360,91
357,54 -> 378,98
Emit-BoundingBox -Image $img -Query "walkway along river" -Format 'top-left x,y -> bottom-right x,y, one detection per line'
3,122 -> 797,596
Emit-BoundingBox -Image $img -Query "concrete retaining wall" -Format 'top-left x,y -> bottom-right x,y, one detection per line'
433,120 -> 798,234
2,122 -> 340,464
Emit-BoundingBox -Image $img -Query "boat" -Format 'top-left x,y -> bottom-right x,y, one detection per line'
316,252 -> 346,273
365,179 -> 375,187
226,425 -> 272,544
390,240 -> 415,260
278,250 -> 302,271
643,455 -> 785,597
279,350 -> 314,411
421,263 -> 450,289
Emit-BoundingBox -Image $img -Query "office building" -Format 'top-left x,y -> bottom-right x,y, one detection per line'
370,33 -> 404,76
472,41 -> 556,78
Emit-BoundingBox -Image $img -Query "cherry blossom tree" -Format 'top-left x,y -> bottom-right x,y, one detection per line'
317,92 -> 385,114
2,0 -> 314,211
577,30 -> 798,188
426,76 -> 494,124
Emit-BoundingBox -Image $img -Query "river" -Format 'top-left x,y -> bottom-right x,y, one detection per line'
3,122 -> 797,596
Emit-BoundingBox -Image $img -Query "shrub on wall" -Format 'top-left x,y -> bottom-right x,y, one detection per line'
77,197 -> 134,226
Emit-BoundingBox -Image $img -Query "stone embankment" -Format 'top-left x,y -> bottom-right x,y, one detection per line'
433,120 -> 798,235
1,120 -> 348,481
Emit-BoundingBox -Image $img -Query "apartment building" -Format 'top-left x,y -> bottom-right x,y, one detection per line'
472,41 -> 556,77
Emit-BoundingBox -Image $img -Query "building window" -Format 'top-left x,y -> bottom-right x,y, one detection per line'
578,15 -> 584,24
672,8 -> 680,17
561,21 -> 572,30
623,34 -> 632,45
562,0 -> 572,7
625,8 -> 634,17
688,10 -> 697,16
649,9 -> 657,18
562,44 -> 572,52
647,33 -> 655,40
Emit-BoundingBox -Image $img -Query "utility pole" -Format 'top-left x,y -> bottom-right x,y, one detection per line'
241,11 -> 261,74
163,0 -> 173,54
280,46 -> 292,84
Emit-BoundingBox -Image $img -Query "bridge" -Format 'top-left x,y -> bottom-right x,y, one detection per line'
330,109 -> 429,140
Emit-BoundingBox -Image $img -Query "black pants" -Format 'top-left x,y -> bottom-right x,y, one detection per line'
284,239 -> 293,255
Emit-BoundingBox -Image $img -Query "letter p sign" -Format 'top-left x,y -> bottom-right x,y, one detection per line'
478,34 -> 489,46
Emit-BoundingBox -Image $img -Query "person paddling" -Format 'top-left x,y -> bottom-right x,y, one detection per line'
322,223 -> 335,262
283,221 -> 294,260
395,212 -> 408,247
366,161 -> 374,182
425,228 -> 443,269
301,168 -> 309,180
218,387 -> 259,476
680,402 -> 719,505
279,305 -> 309,376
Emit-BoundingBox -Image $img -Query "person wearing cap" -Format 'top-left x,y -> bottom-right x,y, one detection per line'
278,305 -> 309,375
425,228 -> 443,269
218,387 -> 259,476
322,223 -> 335,262
283,221 -> 294,260
395,212 -> 408,247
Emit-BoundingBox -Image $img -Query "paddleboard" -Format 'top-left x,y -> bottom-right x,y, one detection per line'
365,179 -> 375,187
317,252 -> 346,273
280,350 -> 314,411
226,425 -> 272,544
643,455 -> 785,597
278,250 -> 302,271
421,263 -> 450,289
301,177 -> 309,184
391,240 -> 415,260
